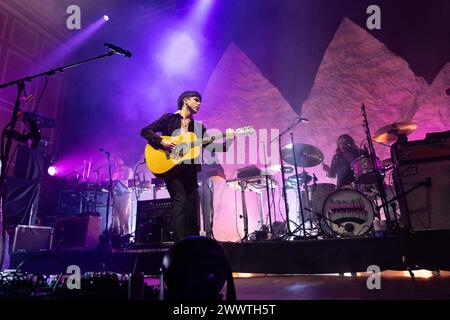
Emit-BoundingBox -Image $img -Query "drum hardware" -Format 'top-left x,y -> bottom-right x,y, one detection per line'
272,117 -> 310,236
261,141 -> 275,236
267,164 -> 295,174
280,140 -> 325,239
286,172 -> 313,187
285,207 -> 326,239
302,207 -> 342,238
360,104 -> 395,231
285,182 -> 337,239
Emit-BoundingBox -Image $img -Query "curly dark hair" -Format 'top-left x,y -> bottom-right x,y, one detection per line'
335,134 -> 358,155
177,91 -> 202,110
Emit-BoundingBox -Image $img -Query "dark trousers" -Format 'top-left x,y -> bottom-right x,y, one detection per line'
164,166 -> 199,241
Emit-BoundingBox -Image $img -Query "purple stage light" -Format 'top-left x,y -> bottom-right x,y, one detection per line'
157,32 -> 199,75
103,15 -> 109,21
186,0 -> 214,30
42,17 -> 107,67
47,166 -> 58,176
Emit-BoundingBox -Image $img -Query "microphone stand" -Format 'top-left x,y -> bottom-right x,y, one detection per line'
290,133 -> 307,238
360,104 -> 394,231
271,117 -> 305,236
102,150 -> 113,251
261,142 -> 273,235
0,49 -> 118,270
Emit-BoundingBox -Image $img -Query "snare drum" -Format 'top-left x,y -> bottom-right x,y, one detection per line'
322,189 -> 374,237
351,155 -> 381,184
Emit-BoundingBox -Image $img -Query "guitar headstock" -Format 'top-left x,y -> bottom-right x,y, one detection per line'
235,126 -> 256,136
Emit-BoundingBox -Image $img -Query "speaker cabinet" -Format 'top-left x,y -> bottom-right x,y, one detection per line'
12,225 -> 53,253
394,158 -> 450,232
136,199 -> 173,244
52,214 -> 101,250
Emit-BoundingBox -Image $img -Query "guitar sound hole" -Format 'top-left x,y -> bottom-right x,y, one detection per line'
173,143 -> 188,159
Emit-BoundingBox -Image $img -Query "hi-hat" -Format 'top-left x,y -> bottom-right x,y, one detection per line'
372,122 -> 417,144
281,143 -> 324,167
286,172 -> 313,185
267,164 -> 294,174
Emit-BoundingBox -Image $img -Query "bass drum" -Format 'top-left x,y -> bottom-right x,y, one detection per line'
322,189 -> 375,237
310,183 -> 336,216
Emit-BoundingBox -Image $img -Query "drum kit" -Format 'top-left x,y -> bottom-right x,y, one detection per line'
280,121 -> 418,239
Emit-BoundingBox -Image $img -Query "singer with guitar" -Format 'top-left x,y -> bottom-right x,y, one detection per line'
140,91 -> 238,241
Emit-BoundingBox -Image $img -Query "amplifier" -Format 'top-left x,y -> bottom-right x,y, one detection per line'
136,199 -> 173,243
394,157 -> 450,232
395,131 -> 450,164
52,214 -> 101,250
12,225 -> 53,253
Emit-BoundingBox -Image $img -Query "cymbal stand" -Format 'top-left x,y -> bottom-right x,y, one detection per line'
361,104 -> 395,231
238,179 -> 249,241
99,149 -> 113,251
300,167 -> 314,230
261,142 -> 273,234
290,133 -> 308,238
271,117 -> 306,235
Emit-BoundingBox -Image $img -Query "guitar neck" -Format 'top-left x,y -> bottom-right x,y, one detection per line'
193,133 -> 226,147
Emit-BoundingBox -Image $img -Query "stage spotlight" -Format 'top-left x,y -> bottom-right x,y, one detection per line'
103,15 -> 109,21
159,236 -> 236,301
47,166 -> 57,176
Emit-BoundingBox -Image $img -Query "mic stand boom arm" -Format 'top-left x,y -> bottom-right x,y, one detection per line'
0,50 -> 118,269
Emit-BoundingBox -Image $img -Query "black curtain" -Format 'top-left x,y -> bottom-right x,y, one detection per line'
4,177 -> 40,227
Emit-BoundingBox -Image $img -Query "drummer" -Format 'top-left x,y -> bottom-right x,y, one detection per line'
322,134 -> 364,189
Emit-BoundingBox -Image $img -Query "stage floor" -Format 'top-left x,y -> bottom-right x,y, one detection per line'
143,271 -> 450,300
9,230 -> 450,277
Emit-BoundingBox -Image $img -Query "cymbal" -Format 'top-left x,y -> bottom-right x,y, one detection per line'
372,122 -> 417,144
281,143 -> 324,167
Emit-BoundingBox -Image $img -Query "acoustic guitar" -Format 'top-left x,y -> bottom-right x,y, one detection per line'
144,126 -> 255,178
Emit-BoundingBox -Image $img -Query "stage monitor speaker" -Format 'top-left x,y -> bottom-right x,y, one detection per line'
394,158 -> 450,232
12,225 -> 53,253
52,214 -> 101,250
136,199 -> 172,243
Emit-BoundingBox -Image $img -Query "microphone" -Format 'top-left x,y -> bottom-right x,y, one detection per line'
344,142 -> 355,150
104,43 -> 132,57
